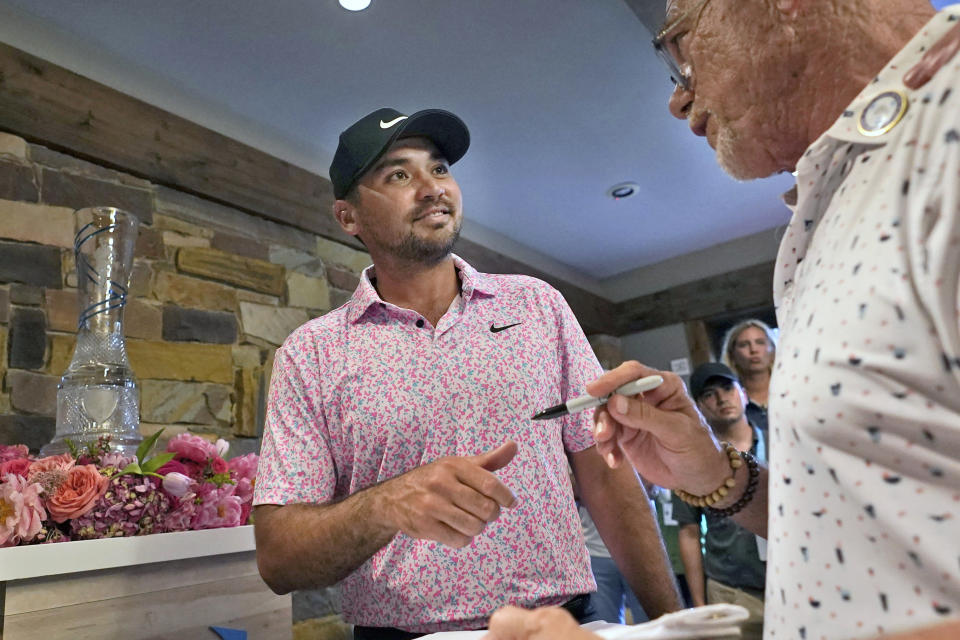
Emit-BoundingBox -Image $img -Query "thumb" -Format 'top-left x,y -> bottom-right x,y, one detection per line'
472,440 -> 519,472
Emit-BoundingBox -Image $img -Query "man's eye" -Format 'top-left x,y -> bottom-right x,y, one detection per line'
433,165 -> 449,175
389,170 -> 407,181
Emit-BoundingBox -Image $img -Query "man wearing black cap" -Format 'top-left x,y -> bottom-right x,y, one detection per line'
252,108 -> 681,637
674,363 -> 767,640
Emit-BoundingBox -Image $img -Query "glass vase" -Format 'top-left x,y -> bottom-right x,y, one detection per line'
42,207 -> 141,457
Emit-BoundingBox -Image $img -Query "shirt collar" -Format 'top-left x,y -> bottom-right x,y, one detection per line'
345,253 -> 498,323
815,8 -> 958,147
784,8 -> 958,204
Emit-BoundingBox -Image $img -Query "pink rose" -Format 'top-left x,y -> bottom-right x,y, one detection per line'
0,458 -> 32,479
210,456 -> 228,475
0,474 -> 47,546
166,434 -> 217,464
29,454 -> 76,476
46,465 -> 108,523
0,444 -> 29,464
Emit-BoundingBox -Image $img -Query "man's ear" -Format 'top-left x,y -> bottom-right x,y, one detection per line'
333,200 -> 361,237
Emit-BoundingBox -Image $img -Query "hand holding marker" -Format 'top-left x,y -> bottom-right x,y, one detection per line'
531,375 -> 664,421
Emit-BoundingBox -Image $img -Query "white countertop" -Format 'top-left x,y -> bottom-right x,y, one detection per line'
0,525 -> 256,581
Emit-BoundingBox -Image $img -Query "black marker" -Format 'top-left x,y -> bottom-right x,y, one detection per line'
531,375 -> 664,421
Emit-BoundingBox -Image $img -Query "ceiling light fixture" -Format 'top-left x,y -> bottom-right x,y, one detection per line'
606,182 -> 640,200
339,0 -> 371,11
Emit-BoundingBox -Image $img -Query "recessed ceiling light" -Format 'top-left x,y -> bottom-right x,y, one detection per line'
606,182 -> 640,200
339,0 -> 371,11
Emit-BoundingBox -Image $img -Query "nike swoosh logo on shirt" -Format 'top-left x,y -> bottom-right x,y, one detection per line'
380,116 -> 408,129
490,322 -> 522,333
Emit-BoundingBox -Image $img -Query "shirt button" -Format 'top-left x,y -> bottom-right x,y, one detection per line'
416,319 -> 425,328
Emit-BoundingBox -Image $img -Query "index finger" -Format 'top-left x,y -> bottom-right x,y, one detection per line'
456,464 -> 517,508
586,361 -> 679,403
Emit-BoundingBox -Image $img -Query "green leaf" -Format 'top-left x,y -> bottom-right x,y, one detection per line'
65,439 -> 80,459
119,461 -> 143,476
136,428 -> 165,464
141,452 -> 176,474
208,472 -> 235,488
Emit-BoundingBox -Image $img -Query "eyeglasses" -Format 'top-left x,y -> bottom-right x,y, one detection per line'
652,0 -> 712,90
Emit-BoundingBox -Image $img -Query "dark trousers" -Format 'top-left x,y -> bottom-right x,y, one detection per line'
353,594 -> 597,640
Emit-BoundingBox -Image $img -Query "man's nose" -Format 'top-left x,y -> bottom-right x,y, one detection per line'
417,174 -> 445,199
668,82 -> 694,121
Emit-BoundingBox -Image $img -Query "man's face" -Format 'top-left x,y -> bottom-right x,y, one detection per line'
663,0 -> 812,179
696,379 -> 746,430
344,137 -> 462,264
731,325 -> 774,374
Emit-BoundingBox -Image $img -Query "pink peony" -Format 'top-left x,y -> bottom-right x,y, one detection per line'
0,474 -> 47,546
166,434 -> 218,464
0,444 -> 29,464
46,465 -> 108,523
192,483 -> 242,529
0,458 -> 32,479
228,453 -> 259,483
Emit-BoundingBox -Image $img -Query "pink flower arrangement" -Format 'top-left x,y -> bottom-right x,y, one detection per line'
0,434 -> 259,546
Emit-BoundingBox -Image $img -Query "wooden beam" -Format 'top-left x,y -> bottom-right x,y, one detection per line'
0,42 -> 359,249
0,43 -> 617,332
684,320 -> 713,367
616,261 -> 775,334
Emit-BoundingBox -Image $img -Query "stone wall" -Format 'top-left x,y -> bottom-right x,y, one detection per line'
0,129 -> 369,458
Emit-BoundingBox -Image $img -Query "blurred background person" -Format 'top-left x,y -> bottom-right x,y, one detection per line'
673,363 -> 767,640
720,320 -> 776,432
651,485 -> 694,608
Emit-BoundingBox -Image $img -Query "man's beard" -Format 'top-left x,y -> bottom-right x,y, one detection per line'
389,216 -> 462,265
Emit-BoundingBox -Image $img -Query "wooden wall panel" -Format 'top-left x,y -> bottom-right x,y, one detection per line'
0,42 -> 356,249
615,261 -> 775,334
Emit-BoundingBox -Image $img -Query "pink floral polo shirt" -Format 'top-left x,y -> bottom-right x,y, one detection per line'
254,255 -> 599,631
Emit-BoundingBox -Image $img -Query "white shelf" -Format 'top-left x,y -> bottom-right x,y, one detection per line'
0,525 -> 256,582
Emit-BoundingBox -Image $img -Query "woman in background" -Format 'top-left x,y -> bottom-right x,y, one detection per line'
720,320 -> 777,432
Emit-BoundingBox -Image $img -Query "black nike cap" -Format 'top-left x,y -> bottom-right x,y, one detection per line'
329,108 -> 471,200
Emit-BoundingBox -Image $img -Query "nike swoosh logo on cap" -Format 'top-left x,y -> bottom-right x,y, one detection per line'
380,116 -> 408,129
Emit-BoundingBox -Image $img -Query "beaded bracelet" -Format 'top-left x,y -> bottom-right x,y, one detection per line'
673,442 -> 759,517
707,449 -> 759,518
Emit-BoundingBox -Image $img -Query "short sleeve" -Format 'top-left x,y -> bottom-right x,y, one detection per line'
253,331 -> 337,506
671,497 -> 702,527
545,285 -> 604,454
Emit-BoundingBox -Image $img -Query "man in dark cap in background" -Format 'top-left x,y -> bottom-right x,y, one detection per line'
674,363 -> 767,640
252,107 -> 680,638
489,0 -> 960,638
